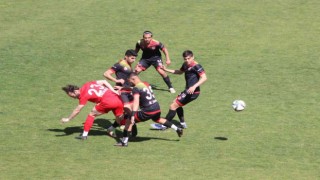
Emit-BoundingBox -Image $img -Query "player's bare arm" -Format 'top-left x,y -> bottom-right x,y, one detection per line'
96,80 -> 119,95
162,66 -> 184,75
187,73 -> 207,94
103,69 -> 125,85
61,104 -> 85,123
162,48 -> 171,66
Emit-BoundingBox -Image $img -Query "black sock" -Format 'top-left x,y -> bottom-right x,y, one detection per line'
112,121 -> 119,128
176,107 -> 185,123
165,109 -> 176,122
163,76 -> 173,88
131,124 -> 138,137
123,130 -> 129,138
163,120 -> 173,127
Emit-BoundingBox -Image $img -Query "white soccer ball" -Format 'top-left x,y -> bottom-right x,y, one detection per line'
232,100 -> 246,111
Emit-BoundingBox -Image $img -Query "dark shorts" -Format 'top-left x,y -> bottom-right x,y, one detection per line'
175,90 -> 200,106
120,91 -> 133,105
134,110 -> 161,122
136,56 -> 163,70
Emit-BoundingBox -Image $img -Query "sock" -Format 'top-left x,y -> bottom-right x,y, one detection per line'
165,109 -> 176,122
163,120 -> 178,131
122,130 -> 129,144
82,131 -> 89,136
83,115 -> 95,132
107,126 -> 114,131
122,137 -> 129,144
163,76 -> 173,89
123,130 -> 129,138
176,107 -> 185,123
112,121 -> 120,128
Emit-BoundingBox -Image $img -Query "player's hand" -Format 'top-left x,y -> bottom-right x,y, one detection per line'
61,118 -> 70,123
187,86 -> 196,94
116,79 -> 125,85
166,59 -> 171,66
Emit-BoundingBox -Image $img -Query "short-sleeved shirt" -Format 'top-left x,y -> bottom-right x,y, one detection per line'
136,39 -> 165,59
132,82 -> 160,113
78,81 -> 108,105
180,61 -> 205,92
109,60 -> 133,87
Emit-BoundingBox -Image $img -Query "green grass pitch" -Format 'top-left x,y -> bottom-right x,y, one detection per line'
0,0 -> 319,179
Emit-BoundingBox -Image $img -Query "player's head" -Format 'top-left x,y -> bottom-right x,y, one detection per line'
182,50 -> 195,64
124,49 -> 137,64
142,31 -> 153,44
128,72 -> 141,86
62,84 -> 80,98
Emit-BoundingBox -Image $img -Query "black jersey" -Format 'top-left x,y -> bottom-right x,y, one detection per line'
180,61 -> 205,92
132,82 -> 160,112
110,60 -> 133,87
136,39 -> 165,59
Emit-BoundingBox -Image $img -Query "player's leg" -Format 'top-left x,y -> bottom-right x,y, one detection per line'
156,117 -> 183,137
106,98 -> 125,137
134,59 -> 150,74
77,107 -> 103,140
176,107 -> 187,128
154,60 -> 175,93
120,92 -> 138,137
115,111 -> 143,147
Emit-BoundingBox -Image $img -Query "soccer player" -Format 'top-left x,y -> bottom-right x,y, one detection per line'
103,49 -> 138,137
60,80 -> 124,140
114,72 -> 183,147
134,31 -> 176,93
151,50 -> 207,130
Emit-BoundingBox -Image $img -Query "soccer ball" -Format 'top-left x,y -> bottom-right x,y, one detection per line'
232,100 -> 246,111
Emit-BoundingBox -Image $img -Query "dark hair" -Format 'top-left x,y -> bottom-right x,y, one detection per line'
125,49 -> 138,57
143,31 -> 153,37
182,50 -> 193,57
62,84 -> 79,94
129,72 -> 139,79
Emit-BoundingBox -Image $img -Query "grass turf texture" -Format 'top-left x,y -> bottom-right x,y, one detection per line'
1,0 -> 319,179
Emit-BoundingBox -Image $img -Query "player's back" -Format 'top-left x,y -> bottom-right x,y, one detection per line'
133,82 -> 159,110
79,81 -> 107,105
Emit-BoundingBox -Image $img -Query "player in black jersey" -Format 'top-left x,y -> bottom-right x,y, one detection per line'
103,49 -> 138,137
114,72 -> 183,147
134,31 -> 176,93
151,50 -> 207,130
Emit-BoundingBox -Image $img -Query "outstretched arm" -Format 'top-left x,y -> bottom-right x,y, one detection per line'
61,104 -> 85,123
162,66 -> 184,75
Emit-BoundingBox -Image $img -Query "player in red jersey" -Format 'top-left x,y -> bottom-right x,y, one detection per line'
60,80 -> 123,140
114,73 -> 183,147
134,31 -> 176,93
151,50 -> 207,130
103,49 -> 138,137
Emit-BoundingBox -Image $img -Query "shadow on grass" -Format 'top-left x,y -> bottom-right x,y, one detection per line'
48,118 -> 114,137
129,136 -> 179,142
214,137 -> 228,141
150,84 -> 170,92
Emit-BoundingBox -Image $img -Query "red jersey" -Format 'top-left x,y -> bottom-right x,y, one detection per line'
78,81 -> 108,105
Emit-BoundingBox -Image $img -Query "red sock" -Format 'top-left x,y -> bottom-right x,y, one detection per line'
84,115 -> 95,132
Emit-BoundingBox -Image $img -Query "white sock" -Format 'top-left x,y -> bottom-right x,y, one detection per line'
107,126 -> 114,131
171,124 -> 178,131
82,131 -> 89,136
122,137 -> 129,143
